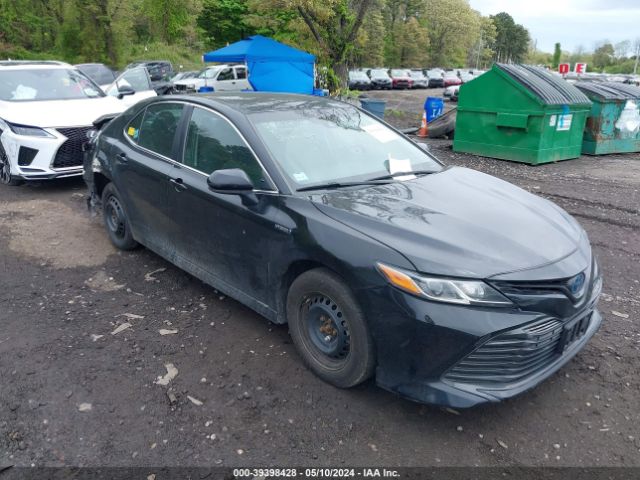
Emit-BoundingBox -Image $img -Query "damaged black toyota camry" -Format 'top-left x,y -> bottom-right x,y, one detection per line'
85,93 -> 602,408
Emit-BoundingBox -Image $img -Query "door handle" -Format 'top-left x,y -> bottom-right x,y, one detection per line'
116,152 -> 128,162
169,177 -> 187,192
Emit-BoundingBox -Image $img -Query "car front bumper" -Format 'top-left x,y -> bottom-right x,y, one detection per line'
371,80 -> 392,89
1,127 -> 89,181
360,282 -> 602,408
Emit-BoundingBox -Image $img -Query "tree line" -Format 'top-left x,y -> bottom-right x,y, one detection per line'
0,0 -> 531,70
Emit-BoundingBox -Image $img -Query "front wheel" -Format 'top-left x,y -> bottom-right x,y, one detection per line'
0,143 -> 23,186
287,268 -> 375,388
101,183 -> 138,250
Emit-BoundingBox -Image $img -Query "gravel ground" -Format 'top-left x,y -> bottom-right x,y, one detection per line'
0,90 -> 639,471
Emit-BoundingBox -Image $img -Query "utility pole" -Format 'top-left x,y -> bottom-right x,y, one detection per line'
634,39 -> 640,74
476,32 -> 483,70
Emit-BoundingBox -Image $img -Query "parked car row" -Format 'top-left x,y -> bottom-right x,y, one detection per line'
348,67 -> 486,90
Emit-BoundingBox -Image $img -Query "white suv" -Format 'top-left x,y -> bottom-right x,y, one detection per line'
0,61 -> 130,185
172,64 -> 251,93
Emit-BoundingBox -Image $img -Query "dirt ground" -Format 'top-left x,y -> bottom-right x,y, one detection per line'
1,89 -> 639,472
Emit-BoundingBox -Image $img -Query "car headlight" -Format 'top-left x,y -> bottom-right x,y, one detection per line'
377,263 -> 513,307
8,123 -> 55,138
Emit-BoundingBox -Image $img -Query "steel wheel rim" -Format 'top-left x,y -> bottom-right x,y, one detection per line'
105,196 -> 126,238
302,294 -> 350,361
0,144 -> 11,184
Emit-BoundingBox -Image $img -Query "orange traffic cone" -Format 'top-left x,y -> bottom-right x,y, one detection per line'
417,111 -> 428,138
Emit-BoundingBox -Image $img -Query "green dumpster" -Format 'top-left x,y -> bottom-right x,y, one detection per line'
574,81 -> 640,155
453,64 -> 592,165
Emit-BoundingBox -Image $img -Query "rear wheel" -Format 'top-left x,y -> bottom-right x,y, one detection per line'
287,268 -> 375,388
101,183 -> 138,250
0,142 -> 23,186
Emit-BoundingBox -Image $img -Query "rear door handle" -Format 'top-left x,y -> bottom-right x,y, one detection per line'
116,152 -> 128,162
169,177 -> 187,192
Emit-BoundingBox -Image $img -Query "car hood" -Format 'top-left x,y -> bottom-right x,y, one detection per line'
310,167 -> 586,279
0,96 -> 127,128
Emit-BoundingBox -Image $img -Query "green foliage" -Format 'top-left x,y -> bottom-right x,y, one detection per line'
121,42 -> 205,71
552,42 -> 561,68
490,12 -> 529,63
603,59 -> 636,74
423,0 -> 481,67
592,42 -> 615,70
2,0 -> 637,83
198,0 -> 255,49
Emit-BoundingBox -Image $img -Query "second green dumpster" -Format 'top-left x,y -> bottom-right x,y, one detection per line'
453,64 -> 592,165
574,81 -> 640,155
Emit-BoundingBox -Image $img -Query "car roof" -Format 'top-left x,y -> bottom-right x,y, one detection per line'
0,60 -> 71,69
166,92 -> 347,115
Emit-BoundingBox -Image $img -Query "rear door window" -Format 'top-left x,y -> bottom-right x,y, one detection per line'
126,103 -> 184,159
217,68 -> 234,81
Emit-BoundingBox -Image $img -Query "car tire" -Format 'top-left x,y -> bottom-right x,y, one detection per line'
0,143 -> 23,186
287,268 -> 375,388
101,182 -> 138,250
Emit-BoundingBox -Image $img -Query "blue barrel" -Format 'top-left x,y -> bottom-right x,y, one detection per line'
360,98 -> 386,119
425,96 -> 444,122
198,86 -> 214,93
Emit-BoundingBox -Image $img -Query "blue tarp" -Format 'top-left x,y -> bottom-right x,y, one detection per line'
202,35 -> 315,94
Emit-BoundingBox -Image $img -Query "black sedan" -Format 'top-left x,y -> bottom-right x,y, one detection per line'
85,93 -> 602,408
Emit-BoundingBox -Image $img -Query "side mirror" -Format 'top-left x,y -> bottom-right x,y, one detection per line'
207,168 -> 258,205
117,85 -> 135,99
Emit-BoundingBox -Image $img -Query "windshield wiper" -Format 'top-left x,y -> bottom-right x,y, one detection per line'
296,180 -> 391,192
367,170 -> 438,181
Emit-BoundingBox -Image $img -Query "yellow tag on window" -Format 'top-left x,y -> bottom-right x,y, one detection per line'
127,127 -> 135,136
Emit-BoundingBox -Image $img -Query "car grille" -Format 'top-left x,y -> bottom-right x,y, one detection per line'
52,127 -> 92,169
173,84 -> 188,91
443,318 -> 565,385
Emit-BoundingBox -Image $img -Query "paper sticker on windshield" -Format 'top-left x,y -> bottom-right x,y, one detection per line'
388,156 -> 416,181
293,172 -> 309,182
556,114 -> 572,131
363,123 -> 396,143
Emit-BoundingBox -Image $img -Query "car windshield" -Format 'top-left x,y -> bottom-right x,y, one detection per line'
250,102 -> 441,189
410,71 -> 424,78
0,68 -> 104,101
76,65 -> 115,85
370,69 -> 388,78
198,67 -> 221,79
391,69 -> 407,77
349,72 -> 367,80
428,70 -> 442,77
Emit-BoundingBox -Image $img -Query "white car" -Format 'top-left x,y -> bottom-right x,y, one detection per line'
0,61 -> 130,185
103,67 -> 158,108
172,64 -> 251,93
443,84 -> 460,98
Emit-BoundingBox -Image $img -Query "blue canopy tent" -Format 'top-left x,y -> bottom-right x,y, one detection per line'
202,35 -> 316,95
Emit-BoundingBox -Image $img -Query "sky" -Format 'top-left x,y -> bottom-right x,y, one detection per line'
468,0 -> 640,53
